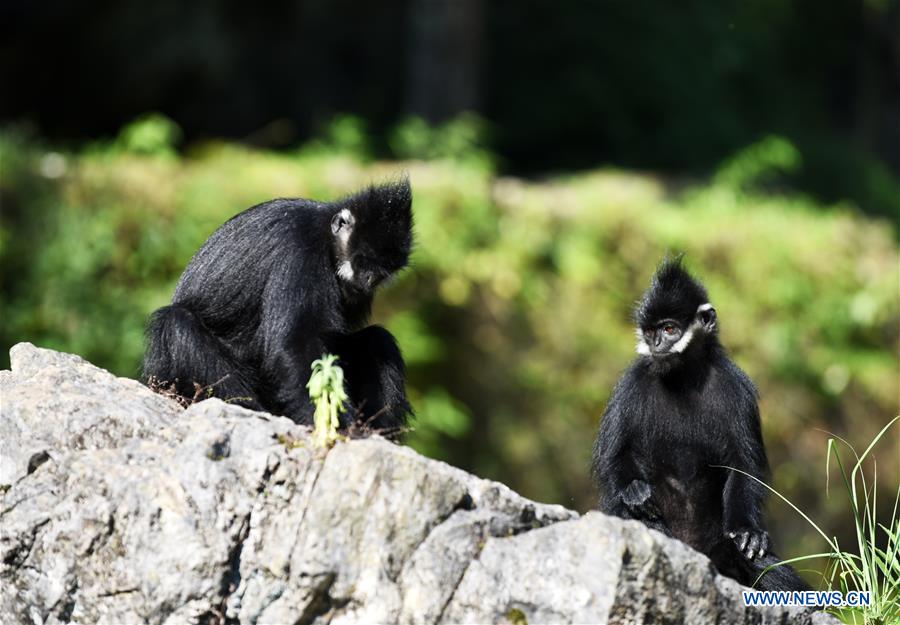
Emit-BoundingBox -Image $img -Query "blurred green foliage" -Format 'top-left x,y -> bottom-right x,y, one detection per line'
115,113 -> 183,158
0,116 -> 897,575
389,114 -> 495,168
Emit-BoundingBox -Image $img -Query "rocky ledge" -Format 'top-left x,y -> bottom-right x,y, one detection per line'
0,343 -> 836,624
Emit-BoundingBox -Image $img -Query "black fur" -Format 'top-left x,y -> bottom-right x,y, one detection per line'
592,257 -> 809,591
142,179 -> 414,432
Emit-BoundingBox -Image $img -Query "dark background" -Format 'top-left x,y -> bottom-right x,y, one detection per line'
2,0 -> 899,219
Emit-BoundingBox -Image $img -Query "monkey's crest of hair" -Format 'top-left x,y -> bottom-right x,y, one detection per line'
635,256 -> 710,328
340,177 -> 412,231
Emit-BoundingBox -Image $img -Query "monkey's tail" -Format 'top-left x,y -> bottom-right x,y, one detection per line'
142,304 -> 262,410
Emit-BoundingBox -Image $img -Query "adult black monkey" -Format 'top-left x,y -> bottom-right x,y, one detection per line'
592,258 -> 809,591
142,179 -> 413,432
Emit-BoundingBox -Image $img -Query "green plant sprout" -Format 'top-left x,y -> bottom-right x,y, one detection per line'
307,354 -> 348,448
723,416 -> 899,625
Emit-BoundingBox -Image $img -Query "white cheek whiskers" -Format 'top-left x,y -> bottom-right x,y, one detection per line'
337,260 -> 354,281
635,328 -> 651,355
668,326 -> 696,353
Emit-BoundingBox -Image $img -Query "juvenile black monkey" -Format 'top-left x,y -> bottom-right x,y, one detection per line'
142,179 -> 413,432
592,258 -> 809,591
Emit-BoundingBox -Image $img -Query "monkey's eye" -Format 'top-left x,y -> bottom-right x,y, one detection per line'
663,324 -> 676,335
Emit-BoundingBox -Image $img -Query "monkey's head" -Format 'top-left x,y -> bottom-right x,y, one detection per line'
634,257 -> 718,373
330,178 -> 413,296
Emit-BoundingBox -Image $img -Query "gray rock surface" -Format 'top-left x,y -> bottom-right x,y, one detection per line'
0,343 -> 838,625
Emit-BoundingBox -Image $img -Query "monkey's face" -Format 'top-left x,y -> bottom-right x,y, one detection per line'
636,303 -> 717,371
331,204 -> 413,295
638,319 -> 688,357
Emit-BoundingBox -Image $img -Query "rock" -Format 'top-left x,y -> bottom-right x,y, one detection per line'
0,344 -> 838,624
0,343 -> 183,486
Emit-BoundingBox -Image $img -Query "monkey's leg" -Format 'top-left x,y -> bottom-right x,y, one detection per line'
334,325 -> 412,436
742,553 -> 811,591
143,305 -> 262,409
618,480 -> 673,536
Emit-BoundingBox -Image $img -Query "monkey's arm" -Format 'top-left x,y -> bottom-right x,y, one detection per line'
722,388 -> 770,560
263,336 -> 325,423
594,384 -> 669,534
256,257 -> 333,424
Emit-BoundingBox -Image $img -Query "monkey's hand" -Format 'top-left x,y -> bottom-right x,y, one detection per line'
727,527 -> 769,560
621,479 -> 662,522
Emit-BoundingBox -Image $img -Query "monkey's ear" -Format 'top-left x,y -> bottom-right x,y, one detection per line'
698,305 -> 717,332
331,209 -> 355,236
